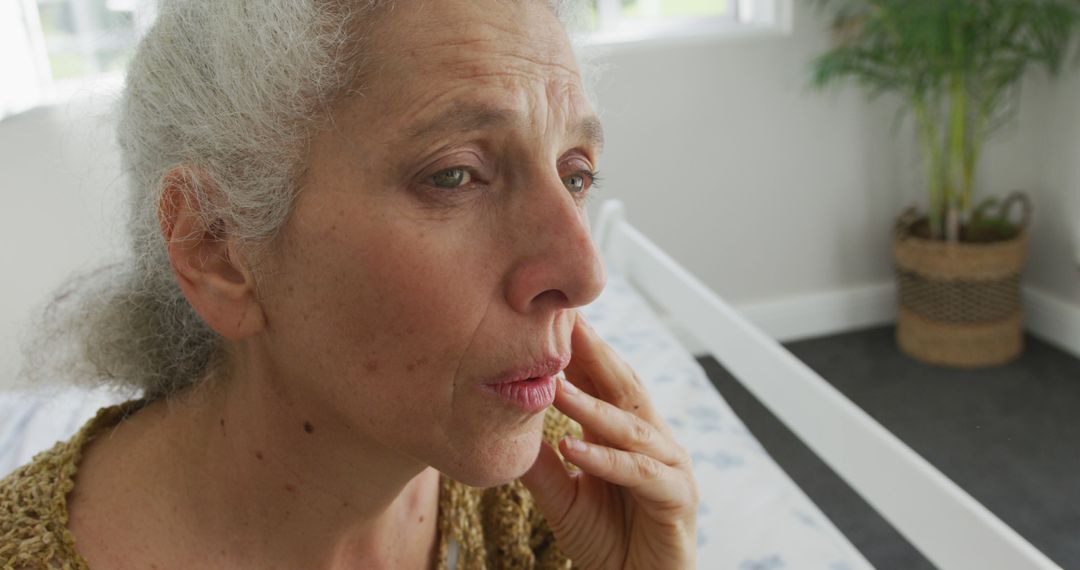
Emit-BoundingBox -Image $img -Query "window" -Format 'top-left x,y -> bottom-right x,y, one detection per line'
36,0 -> 133,80
34,0 -> 155,82
1,0 -> 154,118
585,0 -> 789,45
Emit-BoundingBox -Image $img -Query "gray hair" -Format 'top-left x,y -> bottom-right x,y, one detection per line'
24,0 -> 591,400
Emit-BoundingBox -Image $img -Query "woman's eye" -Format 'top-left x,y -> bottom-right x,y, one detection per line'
562,170 -> 597,194
431,168 -> 470,189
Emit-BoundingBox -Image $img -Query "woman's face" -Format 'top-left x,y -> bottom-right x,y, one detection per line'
256,0 -> 606,486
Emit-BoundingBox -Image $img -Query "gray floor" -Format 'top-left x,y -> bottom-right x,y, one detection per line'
695,325 -> 1080,570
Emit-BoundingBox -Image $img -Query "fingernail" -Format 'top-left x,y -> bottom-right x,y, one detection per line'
564,437 -> 589,453
561,376 -> 579,395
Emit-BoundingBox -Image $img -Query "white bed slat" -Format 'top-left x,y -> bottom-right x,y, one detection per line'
592,200 -> 1059,570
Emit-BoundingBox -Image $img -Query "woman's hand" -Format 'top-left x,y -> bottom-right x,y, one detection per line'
520,312 -> 699,569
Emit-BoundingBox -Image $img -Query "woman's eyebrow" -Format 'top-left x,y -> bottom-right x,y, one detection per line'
573,116 -> 605,153
404,102 -> 514,143
403,101 -> 604,151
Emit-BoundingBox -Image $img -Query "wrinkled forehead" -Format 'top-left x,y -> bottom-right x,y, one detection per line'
355,0 -> 591,132
366,0 -> 575,70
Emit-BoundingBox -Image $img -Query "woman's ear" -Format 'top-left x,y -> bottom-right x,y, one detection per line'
157,167 -> 266,339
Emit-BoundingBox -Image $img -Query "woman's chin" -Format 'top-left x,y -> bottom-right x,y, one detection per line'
442,421 -> 547,488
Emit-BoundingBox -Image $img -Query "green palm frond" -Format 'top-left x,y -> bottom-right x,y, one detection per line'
810,0 -> 1080,241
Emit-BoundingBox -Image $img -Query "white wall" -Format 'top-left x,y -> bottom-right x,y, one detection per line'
1019,70 -> 1080,306
0,98 -> 127,388
584,2 -> 917,305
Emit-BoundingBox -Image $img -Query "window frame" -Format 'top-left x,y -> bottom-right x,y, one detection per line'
20,0 -> 155,107
583,0 -> 792,48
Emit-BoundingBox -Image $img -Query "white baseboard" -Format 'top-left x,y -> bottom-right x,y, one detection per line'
659,282 -> 897,355
1023,287 -> 1080,361
665,281 -> 1080,361
736,282 -> 899,344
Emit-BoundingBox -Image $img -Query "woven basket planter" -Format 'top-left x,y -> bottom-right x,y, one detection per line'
892,193 -> 1031,368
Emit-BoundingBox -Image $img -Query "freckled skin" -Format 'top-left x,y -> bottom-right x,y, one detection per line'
257,0 -> 606,487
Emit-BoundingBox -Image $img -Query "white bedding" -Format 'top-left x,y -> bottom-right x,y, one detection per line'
0,385 -> 134,476
0,266 -> 871,569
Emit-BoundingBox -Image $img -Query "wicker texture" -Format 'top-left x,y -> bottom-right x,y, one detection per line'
896,272 -> 1021,324
896,308 -> 1024,368
892,195 -> 1031,368
893,229 -> 1029,280
1,400 -> 580,569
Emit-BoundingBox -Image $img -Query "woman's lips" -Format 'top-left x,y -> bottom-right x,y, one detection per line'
482,374 -> 557,413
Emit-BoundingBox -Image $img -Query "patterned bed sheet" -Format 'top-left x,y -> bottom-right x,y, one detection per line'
0,266 -> 872,568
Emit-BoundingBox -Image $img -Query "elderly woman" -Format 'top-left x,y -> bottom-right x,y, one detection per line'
0,0 -> 697,567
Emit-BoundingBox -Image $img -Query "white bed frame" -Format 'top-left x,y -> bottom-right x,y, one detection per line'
591,199 -> 1059,570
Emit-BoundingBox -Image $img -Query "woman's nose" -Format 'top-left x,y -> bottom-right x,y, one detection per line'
503,176 -> 607,316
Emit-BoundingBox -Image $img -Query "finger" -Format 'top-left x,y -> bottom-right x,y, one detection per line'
519,442 -> 577,527
565,312 -> 664,425
555,376 -> 687,467
559,367 -> 602,401
559,436 -> 691,506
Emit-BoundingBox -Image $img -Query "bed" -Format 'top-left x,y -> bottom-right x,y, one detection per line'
0,199 -> 1058,569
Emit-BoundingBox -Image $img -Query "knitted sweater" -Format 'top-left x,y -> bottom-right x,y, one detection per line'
0,399 -> 580,569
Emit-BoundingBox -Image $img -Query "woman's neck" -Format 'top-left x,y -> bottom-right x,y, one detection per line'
72,363 -> 442,569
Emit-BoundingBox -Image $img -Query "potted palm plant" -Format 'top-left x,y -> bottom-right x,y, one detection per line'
810,0 -> 1080,368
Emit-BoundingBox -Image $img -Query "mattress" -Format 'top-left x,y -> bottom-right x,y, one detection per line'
0,266 -> 871,568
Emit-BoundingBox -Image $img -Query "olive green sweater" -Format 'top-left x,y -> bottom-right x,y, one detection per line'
0,399 -> 579,569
